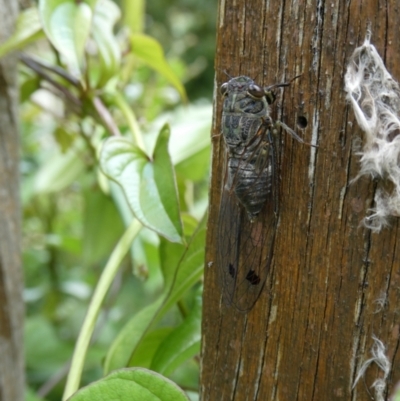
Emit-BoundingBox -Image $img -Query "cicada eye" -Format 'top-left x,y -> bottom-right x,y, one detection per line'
220,83 -> 229,95
248,84 -> 265,98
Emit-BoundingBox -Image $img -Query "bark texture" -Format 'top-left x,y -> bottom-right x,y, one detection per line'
0,1 -> 24,400
201,1 -> 400,400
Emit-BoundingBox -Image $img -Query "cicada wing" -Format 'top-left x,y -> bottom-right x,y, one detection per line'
217,133 -> 278,311
237,196 -> 277,311
216,148 -> 239,301
217,190 -> 277,311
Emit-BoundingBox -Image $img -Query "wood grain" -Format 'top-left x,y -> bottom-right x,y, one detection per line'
201,1 -> 400,400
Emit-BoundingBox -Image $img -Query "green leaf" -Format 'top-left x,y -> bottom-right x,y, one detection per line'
0,7 -> 44,58
176,146 -> 210,181
91,0 -> 121,87
39,0 -> 94,78
54,126 -> 75,153
167,105 -> 211,165
159,240 -> 186,290
150,213 -> 206,330
130,34 -> 187,102
129,328 -> 173,368
67,368 -> 190,401
159,213 -> 201,289
34,143 -> 86,194
100,125 -> 183,243
145,104 -> 211,166
82,189 -> 125,265
20,76 -> 41,103
104,300 -> 165,372
104,214 -> 206,373
151,294 -> 202,376
26,387 -> 46,401
153,125 -> 182,237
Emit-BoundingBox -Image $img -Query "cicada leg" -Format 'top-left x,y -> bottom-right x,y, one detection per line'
275,120 -> 318,148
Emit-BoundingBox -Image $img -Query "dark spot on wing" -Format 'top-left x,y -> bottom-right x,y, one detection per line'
228,263 -> 235,278
246,269 -> 261,285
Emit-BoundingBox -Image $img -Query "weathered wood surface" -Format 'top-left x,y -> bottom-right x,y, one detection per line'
0,1 -> 24,400
201,1 -> 400,400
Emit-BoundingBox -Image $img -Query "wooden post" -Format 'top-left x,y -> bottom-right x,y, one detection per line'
201,1 -> 400,400
0,1 -> 24,400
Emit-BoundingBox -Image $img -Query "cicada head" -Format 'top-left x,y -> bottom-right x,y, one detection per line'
220,76 -> 269,117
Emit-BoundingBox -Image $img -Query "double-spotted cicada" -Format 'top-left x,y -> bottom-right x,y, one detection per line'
217,75 -> 309,311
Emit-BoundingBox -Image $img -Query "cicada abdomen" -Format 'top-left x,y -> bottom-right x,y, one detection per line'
217,75 -> 302,311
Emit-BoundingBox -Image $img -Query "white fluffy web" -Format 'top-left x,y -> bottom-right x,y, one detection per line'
345,33 -> 400,232
353,336 -> 390,401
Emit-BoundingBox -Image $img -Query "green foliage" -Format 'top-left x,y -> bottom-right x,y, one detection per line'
100,125 -> 183,243
39,0 -> 94,79
0,8 -> 43,57
150,291 -> 202,376
146,0 -> 216,100
67,368 -> 190,401
90,0 -> 121,87
130,34 -> 187,102
103,216 -> 205,373
0,0 -> 216,400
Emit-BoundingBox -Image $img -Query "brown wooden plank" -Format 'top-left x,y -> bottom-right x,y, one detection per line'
201,1 -> 400,400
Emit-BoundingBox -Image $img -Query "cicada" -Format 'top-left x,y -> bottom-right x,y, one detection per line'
217,75 -> 309,311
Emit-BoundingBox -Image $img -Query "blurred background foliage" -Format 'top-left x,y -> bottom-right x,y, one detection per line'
12,0 -> 217,400
143,0 -> 216,99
